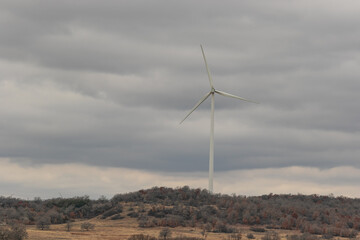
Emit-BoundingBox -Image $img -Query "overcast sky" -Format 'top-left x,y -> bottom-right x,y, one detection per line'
1,0 -> 360,199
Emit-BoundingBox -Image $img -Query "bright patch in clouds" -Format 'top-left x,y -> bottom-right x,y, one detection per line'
1,159 -> 358,199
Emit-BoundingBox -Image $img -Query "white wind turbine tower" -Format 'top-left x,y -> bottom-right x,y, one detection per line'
180,45 -> 258,193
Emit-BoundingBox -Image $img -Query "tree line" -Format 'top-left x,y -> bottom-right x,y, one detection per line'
1,186 -> 360,239
113,186 -> 360,238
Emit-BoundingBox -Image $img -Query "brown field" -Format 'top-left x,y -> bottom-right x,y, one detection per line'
25,202 -> 305,240
26,217 -> 301,240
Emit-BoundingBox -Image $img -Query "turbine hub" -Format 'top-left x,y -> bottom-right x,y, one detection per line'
211,88 -> 215,93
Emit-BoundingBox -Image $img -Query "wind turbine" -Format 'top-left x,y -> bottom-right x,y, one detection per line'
180,45 -> 258,193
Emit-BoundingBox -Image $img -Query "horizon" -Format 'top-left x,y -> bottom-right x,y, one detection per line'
2,184 -> 359,201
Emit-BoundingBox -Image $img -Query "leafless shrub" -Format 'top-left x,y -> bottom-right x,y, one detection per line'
0,223 -> 27,240
159,227 -> 172,240
247,233 -> 255,239
81,222 -> 95,231
36,216 -> 50,230
65,221 -> 73,232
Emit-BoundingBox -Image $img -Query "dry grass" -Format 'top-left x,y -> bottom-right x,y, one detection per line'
26,202 -> 300,240
26,216 -> 301,240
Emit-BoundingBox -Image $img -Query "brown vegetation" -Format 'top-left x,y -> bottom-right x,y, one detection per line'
1,186 -> 360,239
24,217 -> 301,240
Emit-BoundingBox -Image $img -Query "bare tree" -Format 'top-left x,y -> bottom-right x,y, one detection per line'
36,217 -> 50,230
159,228 -> 172,240
247,233 -> 255,239
201,228 -> 208,240
81,222 -> 95,231
65,221 -> 73,232
9,224 -> 27,240
0,224 -> 28,240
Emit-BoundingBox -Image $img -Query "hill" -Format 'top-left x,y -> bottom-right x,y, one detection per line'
1,186 -> 360,239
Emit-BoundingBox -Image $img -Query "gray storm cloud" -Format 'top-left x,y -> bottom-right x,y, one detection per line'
1,0 -> 360,197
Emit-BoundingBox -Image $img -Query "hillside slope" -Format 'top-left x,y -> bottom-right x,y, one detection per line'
1,186 -> 360,239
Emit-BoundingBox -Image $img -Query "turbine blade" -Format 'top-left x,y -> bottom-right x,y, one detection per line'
200,45 -> 214,88
180,92 -> 211,124
215,90 -> 259,104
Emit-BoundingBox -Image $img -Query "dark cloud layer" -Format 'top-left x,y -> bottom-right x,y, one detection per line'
1,0 -> 360,176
